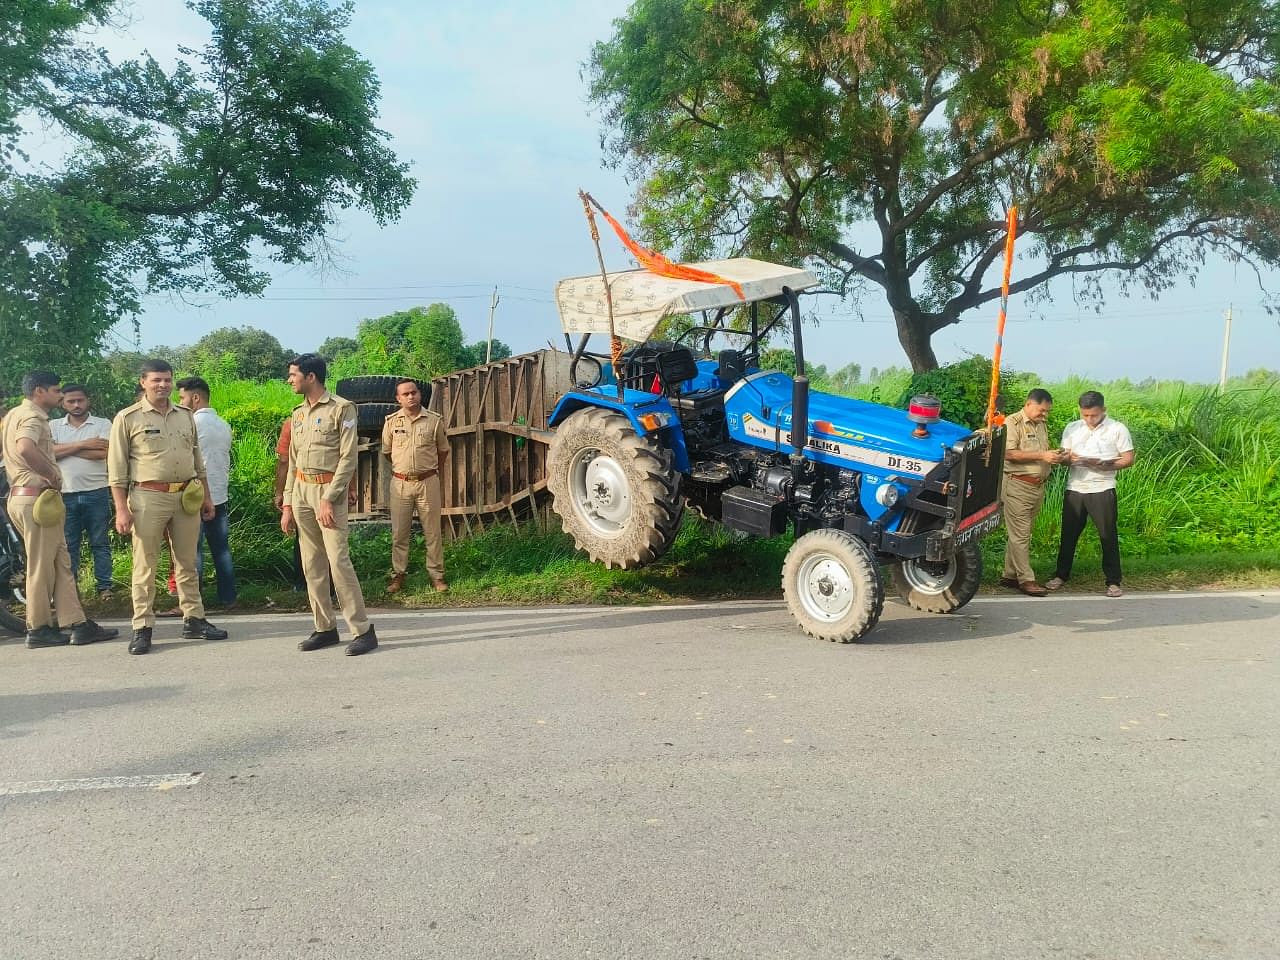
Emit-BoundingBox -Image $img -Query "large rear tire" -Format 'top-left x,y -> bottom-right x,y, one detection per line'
890,543 -> 983,614
547,407 -> 684,569
782,529 -> 884,643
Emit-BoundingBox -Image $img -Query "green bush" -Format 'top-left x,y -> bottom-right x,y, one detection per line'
894,355 -> 1040,430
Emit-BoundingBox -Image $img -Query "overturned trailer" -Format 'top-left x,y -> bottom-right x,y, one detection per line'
343,350 -> 577,537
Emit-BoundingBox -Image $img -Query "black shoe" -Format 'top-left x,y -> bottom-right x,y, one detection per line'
998,577 -> 1021,590
70,619 -> 119,646
299,629 -> 340,652
129,628 -> 153,655
26,625 -> 71,648
182,617 -> 228,641
345,626 -> 378,657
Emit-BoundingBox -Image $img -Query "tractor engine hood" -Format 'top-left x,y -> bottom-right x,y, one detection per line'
723,371 -> 972,477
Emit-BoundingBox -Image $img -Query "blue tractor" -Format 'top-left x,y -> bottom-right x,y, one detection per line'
547,258 -> 1006,642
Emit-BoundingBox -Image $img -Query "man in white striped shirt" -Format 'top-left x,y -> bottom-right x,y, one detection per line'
177,377 -> 238,608
1046,390 -> 1135,598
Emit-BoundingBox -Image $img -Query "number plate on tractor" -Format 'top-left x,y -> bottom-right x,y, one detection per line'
954,503 -> 1002,547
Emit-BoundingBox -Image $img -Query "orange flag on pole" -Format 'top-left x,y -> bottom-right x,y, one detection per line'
583,193 -> 746,301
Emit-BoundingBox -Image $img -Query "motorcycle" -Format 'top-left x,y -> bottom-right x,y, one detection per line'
0,468 -> 29,635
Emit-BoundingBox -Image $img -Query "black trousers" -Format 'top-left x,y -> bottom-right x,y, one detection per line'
1054,488 -> 1122,586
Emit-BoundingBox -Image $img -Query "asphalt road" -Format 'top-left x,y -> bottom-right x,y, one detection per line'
1,590 -> 1277,960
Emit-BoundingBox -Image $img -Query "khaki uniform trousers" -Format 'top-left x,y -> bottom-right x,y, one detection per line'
292,480 -> 370,636
1001,474 -> 1047,583
7,495 -> 85,630
390,475 -> 444,582
128,488 -> 204,630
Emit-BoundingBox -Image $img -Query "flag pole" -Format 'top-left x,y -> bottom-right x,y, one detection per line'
579,190 -> 625,400
984,206 -> 1019,429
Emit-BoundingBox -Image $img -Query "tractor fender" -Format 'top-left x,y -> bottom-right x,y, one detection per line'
549,390 -> 690,473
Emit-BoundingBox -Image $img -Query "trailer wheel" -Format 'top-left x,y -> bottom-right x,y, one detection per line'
355,402 -> 399,436
0,601 -> 24,636
337,376 -> 432,405
0,580 -> 26,635
548,407 -> 683,569
891,543 -> 982,614
782,529 -> 883,643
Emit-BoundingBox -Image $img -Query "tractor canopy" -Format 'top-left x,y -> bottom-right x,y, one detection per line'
555,258 -> 819,343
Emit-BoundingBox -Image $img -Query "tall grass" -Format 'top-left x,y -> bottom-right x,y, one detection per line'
90,369 -> 1280,596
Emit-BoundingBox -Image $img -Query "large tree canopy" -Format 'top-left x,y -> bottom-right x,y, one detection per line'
589,0 -> 1280,370
0,0 -> 415,392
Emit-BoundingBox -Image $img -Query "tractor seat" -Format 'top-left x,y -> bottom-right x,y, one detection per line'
654,346 -> 699,389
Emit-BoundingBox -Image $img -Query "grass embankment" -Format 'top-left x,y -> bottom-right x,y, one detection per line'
76,373 -> 1280,619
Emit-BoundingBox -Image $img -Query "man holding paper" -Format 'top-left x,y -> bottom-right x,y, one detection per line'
1046,390 -> 1135,598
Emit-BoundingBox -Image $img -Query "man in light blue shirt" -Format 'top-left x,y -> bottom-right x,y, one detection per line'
177,377 -> 238,608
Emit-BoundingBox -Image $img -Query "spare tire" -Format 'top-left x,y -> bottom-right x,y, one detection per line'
337,376 -> 400,404
356,402 -> 398,435
337,376 -> 432,405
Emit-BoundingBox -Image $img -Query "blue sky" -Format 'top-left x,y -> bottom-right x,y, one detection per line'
76,1 -> 1280,381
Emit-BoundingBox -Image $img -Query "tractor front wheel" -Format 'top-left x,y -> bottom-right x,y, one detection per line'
547,408 -> 684,569
890,543 -> 983,614
782,529 -> 884,643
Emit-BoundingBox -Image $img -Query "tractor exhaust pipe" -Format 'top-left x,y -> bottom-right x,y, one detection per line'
791,373 -> 809,463
783,285 -> 809,472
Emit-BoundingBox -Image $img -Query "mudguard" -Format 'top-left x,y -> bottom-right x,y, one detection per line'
549,389 -> 690,473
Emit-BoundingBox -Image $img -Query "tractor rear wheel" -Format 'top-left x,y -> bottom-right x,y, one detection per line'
782,529 -> 884,643
547,407 -> 684,569
890,543 -> 983,614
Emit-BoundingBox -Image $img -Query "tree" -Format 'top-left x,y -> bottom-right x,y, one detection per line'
589,1 -> 1280,371
186,326 -> 294,382
317,335 -> 359,361
0,0 -> 415,392
406,304 -> 467,378
331,304 -> 472,380
459,339 -> 513,368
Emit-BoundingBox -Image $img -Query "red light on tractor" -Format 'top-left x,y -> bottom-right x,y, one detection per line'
907,394 -> 941,438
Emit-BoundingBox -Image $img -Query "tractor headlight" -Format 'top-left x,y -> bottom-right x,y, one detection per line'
875,483 -> 900,508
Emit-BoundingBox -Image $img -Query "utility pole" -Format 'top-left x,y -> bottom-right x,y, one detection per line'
485,286 -> 500,364
1218,303 -> 1233,392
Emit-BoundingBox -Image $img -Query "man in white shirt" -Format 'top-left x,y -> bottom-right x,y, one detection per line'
177,376 -> 238,607
50,384 -> 115,598
1046,390 -> 1135,598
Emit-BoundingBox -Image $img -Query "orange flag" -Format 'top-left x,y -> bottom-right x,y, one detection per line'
586,195 -> 746,301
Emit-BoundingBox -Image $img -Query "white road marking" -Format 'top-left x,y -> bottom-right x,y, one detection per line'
0,773 -> 203,797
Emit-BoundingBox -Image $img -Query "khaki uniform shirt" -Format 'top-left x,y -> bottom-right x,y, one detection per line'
1,399 -> 57,489
1002,408 -> 1051,480
284,391 -> 358,503
381,408 -> 449,475
108,399 -> 207,487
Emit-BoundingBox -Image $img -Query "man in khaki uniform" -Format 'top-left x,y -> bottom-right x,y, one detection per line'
382,379 -> 451,594
2,371 -> 117,648
281,353 -> 377,656
109,359 -> 229,654
999,388 -> 1067,596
